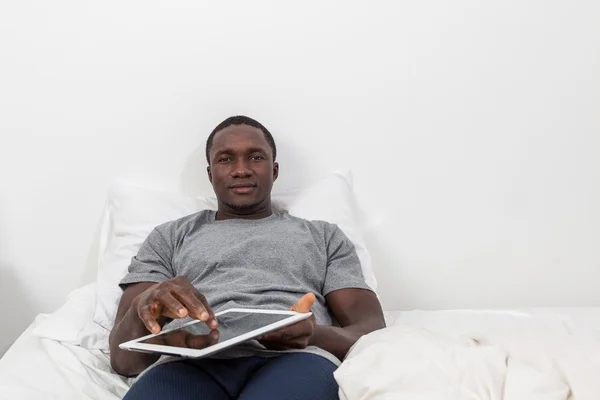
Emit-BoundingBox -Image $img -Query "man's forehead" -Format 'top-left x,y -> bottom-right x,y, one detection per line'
211,124 -> 269,151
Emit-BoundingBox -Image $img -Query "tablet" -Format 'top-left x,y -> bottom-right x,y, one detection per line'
119,308 -> 312,358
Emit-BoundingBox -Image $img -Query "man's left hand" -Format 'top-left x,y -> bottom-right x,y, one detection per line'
257,293 -> 316,350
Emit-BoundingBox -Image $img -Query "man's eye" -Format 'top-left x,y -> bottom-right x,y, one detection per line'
218,157 -> 231,163
250,155 -> 265,161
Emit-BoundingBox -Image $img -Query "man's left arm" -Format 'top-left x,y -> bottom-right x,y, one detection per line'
259,224 -> 385,359
258,288 -> 385,361
310,287 -> 385,361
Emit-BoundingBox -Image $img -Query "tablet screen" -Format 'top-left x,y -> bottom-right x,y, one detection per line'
139,311 -> 290,349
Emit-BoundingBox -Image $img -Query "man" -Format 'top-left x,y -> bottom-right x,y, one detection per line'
109,116 -> 386,399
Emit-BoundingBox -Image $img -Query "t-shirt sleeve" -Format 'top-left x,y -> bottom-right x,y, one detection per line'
119,227 -> 175,289
322,225 -> 373,296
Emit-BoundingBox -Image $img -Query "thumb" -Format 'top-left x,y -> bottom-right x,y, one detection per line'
290,293 -> 316,313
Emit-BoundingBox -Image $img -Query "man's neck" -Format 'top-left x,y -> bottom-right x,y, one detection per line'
215,204 -> 273,221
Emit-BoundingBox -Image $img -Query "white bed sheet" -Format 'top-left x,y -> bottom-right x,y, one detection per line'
3,306 -> 600,399
0,315 -> 131,400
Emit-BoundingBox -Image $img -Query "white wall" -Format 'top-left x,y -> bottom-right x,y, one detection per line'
1,0 -> 599,355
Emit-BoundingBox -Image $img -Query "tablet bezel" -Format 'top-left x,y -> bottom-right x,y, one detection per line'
118,308 -> 313,358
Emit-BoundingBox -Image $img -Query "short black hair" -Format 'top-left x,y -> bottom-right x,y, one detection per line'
205,115 -> 277,164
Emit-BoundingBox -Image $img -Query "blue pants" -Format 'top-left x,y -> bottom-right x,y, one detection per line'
123,353 -> 339,400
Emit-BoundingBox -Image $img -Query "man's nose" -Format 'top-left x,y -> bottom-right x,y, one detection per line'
231,161 -> 253,178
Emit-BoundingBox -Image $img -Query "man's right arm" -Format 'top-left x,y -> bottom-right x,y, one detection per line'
109,277 -> 218,377
109,282 -> 161,377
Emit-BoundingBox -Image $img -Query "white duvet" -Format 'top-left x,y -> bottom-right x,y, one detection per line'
3,284 -> 600,399
0,284 -> 131,400
0,315 -> 131,400
336,317 -> 600,400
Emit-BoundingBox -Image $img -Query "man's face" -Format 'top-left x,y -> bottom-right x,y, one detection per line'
207,124 -> 278,212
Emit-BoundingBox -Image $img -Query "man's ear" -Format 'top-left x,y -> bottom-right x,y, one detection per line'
207,166 -> 212,183
273,162 -> 279,182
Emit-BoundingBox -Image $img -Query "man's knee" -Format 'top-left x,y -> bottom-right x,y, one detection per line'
123,361 -> 228,400
240,353 -> 339,400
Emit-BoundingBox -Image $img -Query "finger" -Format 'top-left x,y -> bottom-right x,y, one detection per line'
186,330 -> 220,349
193,292 -> 218,328
138,301 -> 162,334
260,323 -> 310,342
257,332 -> 281,342
257,339 -> 291,350
155,290 -> 188,318
162,309 -> 182,319
258,326 -> 284,341
173,289 -> 218,329
290,293 -> 316,313
145,335 -> 168,346
170,287 -> 206,320
162,331 -> 192,348
259,326 -> 293,342
258,338 -> 305,350
259,343 -> 290,350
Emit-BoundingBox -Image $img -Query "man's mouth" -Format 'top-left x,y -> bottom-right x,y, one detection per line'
230,183 -> 256,194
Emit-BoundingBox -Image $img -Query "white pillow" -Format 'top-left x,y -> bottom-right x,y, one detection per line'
32,281 -> 110,350
93,183 -> 216,329
32,283 -> 96,343
285,171 -> 377,291
94,171 -> 377,330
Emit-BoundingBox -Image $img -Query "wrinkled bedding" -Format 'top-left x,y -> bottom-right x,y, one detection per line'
3,296 -> 600,399
337,310 -> 600,400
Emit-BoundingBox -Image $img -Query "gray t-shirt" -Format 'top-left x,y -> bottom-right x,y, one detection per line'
119,210 -> 371,369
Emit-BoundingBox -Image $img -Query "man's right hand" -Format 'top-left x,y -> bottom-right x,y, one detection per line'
133,276 -> 218,334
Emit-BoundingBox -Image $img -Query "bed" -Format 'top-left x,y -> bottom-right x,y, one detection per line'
3,292 -> 600,399
2,176 -> 600,399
